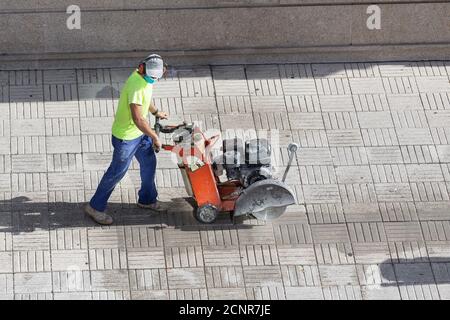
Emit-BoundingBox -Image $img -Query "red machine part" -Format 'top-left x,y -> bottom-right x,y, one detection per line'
163,127 -> 241,212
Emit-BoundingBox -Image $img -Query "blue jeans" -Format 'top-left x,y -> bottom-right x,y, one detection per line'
89,135 -> 158,212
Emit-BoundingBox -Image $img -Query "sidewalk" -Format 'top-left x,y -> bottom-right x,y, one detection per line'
0,61 -> 449,300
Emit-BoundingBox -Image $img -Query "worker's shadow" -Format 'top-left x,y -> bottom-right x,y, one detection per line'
0,196 -> 254,233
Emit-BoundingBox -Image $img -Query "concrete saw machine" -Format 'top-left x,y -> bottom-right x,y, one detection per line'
154,118 -> 298,224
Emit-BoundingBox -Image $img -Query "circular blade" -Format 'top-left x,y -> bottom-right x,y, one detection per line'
251,206 -> 288,221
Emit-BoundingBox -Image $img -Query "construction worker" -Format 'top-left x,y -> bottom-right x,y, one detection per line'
84,54 -> 168,225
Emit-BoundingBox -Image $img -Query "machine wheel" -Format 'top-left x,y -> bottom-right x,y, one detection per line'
195,205 -> 219,224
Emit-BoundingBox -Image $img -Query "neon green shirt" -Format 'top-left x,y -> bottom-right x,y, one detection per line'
112,70 -> 153,140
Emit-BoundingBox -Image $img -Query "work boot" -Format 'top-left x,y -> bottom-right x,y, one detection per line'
84,204 -> 113,225
137,200 -> 166,212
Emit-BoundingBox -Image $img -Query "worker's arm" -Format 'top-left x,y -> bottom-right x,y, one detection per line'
149,101 -> 169,119
130,103 -> 161,149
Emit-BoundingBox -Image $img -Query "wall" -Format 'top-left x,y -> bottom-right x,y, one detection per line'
0,1 -> 449,68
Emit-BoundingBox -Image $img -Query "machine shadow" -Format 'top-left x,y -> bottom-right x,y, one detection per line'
0,196 -> 255,234
379,258 -> 450,287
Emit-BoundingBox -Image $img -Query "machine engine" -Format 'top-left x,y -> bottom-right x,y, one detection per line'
213,138 -> 273,187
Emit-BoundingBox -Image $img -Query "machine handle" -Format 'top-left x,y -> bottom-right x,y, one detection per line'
282,143 -> 299,182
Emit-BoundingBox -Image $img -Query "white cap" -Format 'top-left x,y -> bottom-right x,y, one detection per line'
142,54 -> 164,80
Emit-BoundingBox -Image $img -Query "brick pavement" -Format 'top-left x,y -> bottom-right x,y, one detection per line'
0,61 -> 450,300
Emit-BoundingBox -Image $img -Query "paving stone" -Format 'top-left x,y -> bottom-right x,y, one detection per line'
305,203 -> 345,224
319,265 -> 359,286
273,223 -> 313,245
358,112 -> 394,129
286,95 -> 320,113
322,285 -> 362,300
432,263 -> 450,285
410,182 -> 449,202
330,147 -> 368,165
399,284 -> 441,300
246,286 -> 286,300
167,267 -> 206,289
314,243 -> 354,265
13,250 -> 51,272
202,246 -> 241,267
50,228 -> 88,250
421,92 -> 450,110
285,286 -> 324,300
361,128 -> 399,146
208,288 -> 247,300
310,224 -> 350,243
289,113 -> 324,130
11,119 -> 45,137
87,227 -> 126,249
254,112 -> 290,130
353,94 -> 389,112
128,269 -> 168,291
0,273 -> 13,295
416,202 -> 450,221
315,78 -> 351,95
240,244 -> 279,266
421,222 -> 450,241
349,78 -> 385,94
327,130 -> 363,147
13,231 -> 50,251
382,77 -> 418,94
352,243 -> 391,264
14,293 -> 53,300
11,136 -> 47,155
237,224 -> 275,245
90,270 -> 130,291
130,290 -> 169,300
243,266 -> 283,287
302,185 -> 340,204
164,246 -> 204,268
14,272 -> 52,293
339,183 -> 377,203
348,222 -> 387,242
11,154 -> 47,173
0,252 -> 13,273
199,226 -> 239,246
52,270 -> 91,292
416,77 -> 450,93
297,148 -> 333,165
375,183 -> 413,202
319,95 -> 355,112
163,227 -> 202,247
394,263 -> 435,285
322,111 -> 359,130
88,248 -> 127,270
357,263 -> 395,286
396,128 -> 434,145
343,203 -> 381,222
366,146 -> 403,164
276,244 -> 316,265
392,110 -> 428,128
388,241 -> 429,263
213,66 -> 249,96
205,266 -> 245,288
379,202 -> 418,222
384,222 -> 423,242
80,117 -> 114,134
335,165 -> 372,184
281,265 -> 320,287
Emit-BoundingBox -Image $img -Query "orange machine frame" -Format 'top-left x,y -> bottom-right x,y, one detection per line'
162,126 -> 241,213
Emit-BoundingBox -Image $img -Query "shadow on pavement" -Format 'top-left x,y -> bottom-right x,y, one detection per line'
0,196 -> 255,234
379,258 -> 450,286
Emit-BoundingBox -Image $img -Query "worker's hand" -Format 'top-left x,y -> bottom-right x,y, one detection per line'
156,111 -> 169,120
153,136 -> 162,152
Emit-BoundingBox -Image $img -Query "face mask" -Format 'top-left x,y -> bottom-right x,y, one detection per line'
143,75 -> 157,84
